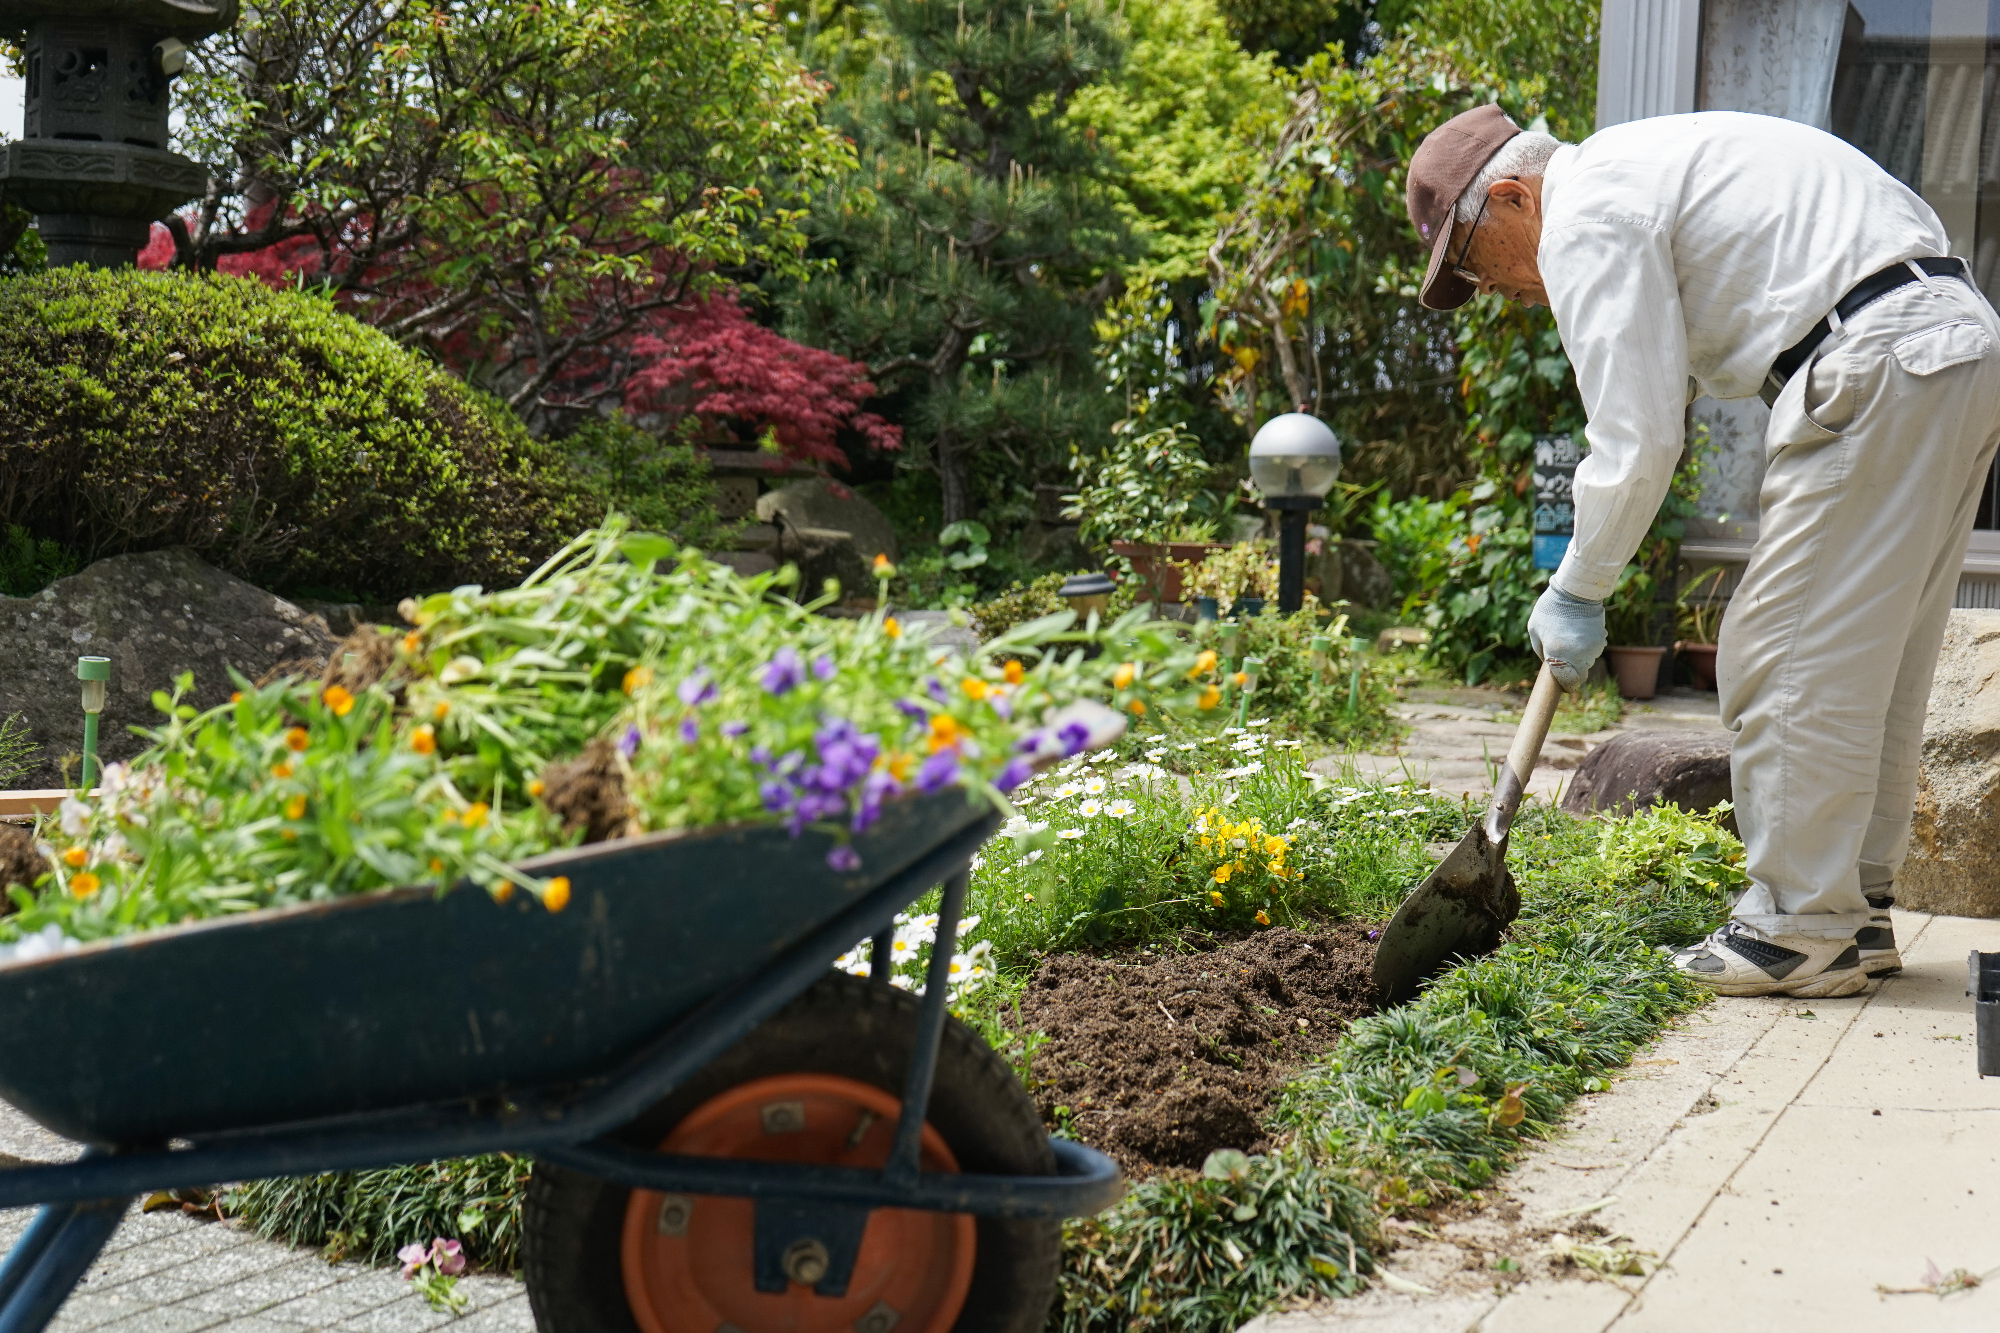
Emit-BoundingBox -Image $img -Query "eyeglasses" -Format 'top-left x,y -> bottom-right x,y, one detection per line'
1449,178 -> 1513,285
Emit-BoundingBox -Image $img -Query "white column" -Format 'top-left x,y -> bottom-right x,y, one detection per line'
1597,0 -> 1703,127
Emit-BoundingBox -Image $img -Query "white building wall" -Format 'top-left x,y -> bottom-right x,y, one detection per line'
1596,0 -> 1702,127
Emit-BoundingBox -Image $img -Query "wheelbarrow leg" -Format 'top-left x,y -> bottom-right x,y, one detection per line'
884,868 -> 968,1188
869,925 -> 896,985
0,1196 -> 129,1333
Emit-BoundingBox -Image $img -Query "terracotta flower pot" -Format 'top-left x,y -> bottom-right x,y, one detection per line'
1607,645 -> 1667,700
1676,640 -> 1718,691
1110,541 -> 1226,604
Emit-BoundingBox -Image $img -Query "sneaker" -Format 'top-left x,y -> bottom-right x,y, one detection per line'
1857,892 -> 1901,976
1672,921 -> 1870,997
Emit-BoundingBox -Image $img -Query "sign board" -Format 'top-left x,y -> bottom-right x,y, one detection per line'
1532,433 -> 1585,571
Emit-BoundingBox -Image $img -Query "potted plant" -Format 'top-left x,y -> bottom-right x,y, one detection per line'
1674,565 -> 1726,691
1180,543 -> 1275,619
1067,423 -> 1223,603
1603,564 -> 1666,700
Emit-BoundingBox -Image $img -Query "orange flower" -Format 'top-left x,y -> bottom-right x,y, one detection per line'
433,700 -> 450,721
272,762 -> 293,779
438,809 -> 459,825
872,552 -> 897,577
429,858 -> 444,874
1127,699 -> 1147,715
1209,889 -> 1225,907
622,666 -> 653,696
402,632 -> 423,655
285,794 -> 307,820
928,714 -> 962,753
492,880 -> 514,903
1003,660 -> 1024,685
1255,910 -> 1271,926
1198,685 -> 1222,711
463,802 -> 489,830
70,872 -> 99,899
1190,650 -> 1218,678
884,616 -> 902,638
322,684 -> 355,717
230,691 -> 243,704
410,724 -> 437,755
1232,671 -> 1248,687
285,727 -> 310,752
961,677 -> 988,701
281,830 -> 297,842
61,847 -> 87,868
888,751 -> 915,780
543,876 -> 572,913
1113,662 -> 1135,689
527,778 -> 546,798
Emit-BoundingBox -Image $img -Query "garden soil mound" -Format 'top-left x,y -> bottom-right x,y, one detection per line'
1019,925 -> 1377,1176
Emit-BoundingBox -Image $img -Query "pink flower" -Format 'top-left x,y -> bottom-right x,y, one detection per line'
432,1238 -> 466,1276
397,1243 -> 430,1278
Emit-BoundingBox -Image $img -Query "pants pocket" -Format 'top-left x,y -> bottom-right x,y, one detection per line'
1766,347 -> 1848,452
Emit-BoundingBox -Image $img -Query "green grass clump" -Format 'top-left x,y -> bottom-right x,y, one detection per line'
226,1154 -> 531,1273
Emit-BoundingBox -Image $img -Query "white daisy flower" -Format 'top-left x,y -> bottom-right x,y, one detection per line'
1083,776 -> 1108,795
1078,799 -> 1103,818
1176,742 -> 1200,751
1025,848 -> 1044,863
1053,782 -> 1084,800
1274,738 -> 1303,749
1247,718 -> 1271,728
1106,799 -> 1137,818
1058,828 -> 1086,840
1144,749 -> 1168,761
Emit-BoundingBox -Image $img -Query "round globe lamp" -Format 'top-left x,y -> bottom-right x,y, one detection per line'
1248,413 -> 1343,613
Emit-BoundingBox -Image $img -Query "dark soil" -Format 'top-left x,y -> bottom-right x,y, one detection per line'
0,823 -> 46,897
1018,924 -> 1378,1177
538,737 -> 633,843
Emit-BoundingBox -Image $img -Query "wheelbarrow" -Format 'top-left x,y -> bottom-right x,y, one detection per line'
0,791 -> 1120,1333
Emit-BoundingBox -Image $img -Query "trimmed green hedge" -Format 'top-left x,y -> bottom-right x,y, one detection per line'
0,269 -> 597,598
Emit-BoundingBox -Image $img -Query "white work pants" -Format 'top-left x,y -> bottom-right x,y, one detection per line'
1720,272 -> 2000,934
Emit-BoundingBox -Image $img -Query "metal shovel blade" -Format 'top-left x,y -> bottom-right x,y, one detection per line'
1370,664 -> 1563,1006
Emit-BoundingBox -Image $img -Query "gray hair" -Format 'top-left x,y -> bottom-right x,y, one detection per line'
1453,131 -> 1563,223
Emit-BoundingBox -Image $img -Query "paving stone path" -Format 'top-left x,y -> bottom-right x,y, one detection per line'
0,1106 -> 533,1332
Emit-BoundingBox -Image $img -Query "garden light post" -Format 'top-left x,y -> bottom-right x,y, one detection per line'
1248,414 -> 1343,615
77,656 -> 108,789
1309,634 -> 1330,680
1237,656 -> 1262,727
0,0 -> 239,268
1058,571 -> 1116,626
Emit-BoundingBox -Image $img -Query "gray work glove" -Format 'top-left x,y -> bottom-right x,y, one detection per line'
1527,584 -> 1606,692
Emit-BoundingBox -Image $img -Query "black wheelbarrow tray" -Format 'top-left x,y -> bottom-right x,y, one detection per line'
0,791 -> 1122,1333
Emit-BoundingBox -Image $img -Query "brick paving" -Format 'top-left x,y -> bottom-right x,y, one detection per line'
0,1102 -> 533,1331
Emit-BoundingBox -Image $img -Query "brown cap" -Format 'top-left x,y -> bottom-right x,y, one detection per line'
1407,104 -> 1522,311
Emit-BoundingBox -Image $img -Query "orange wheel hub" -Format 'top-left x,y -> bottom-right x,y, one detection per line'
621,1073 -> 976,1333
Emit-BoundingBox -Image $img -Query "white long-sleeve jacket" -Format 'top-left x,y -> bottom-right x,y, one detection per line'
1539,111 -> 1951,601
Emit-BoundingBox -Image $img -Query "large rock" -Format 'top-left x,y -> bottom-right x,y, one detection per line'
0,550 -> 339,788
1340,540 -> 1395,610
1902,610 -> 2000,915
755,478 -> 900,565
1560,729 -> 1736,829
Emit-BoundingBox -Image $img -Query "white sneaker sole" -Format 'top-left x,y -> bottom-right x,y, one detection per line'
1861,950 -> 1903,976
1697,966 -> 1872,998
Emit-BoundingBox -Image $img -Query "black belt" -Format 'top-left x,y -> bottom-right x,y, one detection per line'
1767,256 -> 1971,391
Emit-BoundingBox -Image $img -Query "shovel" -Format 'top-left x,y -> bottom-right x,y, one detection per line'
1371,663 -> 1565,1005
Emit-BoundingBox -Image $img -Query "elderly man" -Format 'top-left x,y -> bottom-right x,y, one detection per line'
1404,106 -> 2000,998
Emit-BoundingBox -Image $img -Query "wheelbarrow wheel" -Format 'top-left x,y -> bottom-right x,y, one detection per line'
523,971 -> 1060,1333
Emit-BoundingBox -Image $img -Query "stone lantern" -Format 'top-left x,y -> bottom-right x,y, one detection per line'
0,0 -> 238,268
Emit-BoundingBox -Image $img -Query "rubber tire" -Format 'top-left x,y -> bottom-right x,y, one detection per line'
522,972 -> 1060,1333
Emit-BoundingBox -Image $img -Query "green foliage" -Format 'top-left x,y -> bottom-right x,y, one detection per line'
0,524 -> 79,598
1179,542 -> 1273,606
558,416 -> 736,552
1067,423 -> 1221,548
1224,608 -> 1402,745
226,1154 -> 531,1273
0,714 -> 38,790
1062,0 -> 1287,282
1598,802 -> 1749,902
1394,0 -> 1600,139
787,0 -> 1134,523
1056,1148 -> 1375,1332
969,572 -> 1141,642
173,0 -> 852,408
0,200 -> 44,278
0,268 -> 596,599
1369,489 -> 1543,684
973,752 -> 1452,962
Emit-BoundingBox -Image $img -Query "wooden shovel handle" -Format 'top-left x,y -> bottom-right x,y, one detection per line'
1482,663 -> 1565,844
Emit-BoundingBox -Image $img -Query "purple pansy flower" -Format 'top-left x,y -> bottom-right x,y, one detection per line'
916,749 -> 960,794
826,844 -> 863,872
1057,720 -> 1092,757
995,756 -> 1035,793
925,676 -> 948,704
721,720 -> 748,739
617,724 -> 642,760
854,768 -> 901,832
760,646 -> 806,696
677,667 -> 718,707
679,716 -> 700,744
895,698 -> 928,723
812,654 -> 837,681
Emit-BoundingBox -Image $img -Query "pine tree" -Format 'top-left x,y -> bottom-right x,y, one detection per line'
788,0 -> 1136,525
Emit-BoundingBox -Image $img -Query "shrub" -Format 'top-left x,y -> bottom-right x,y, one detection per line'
0,268 -> 596,599
970,572 -> 1142,641
0,523 -> 78,597
556,415 -> 735,552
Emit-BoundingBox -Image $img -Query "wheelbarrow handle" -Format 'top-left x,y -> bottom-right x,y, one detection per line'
1481,663 -> 1563,845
